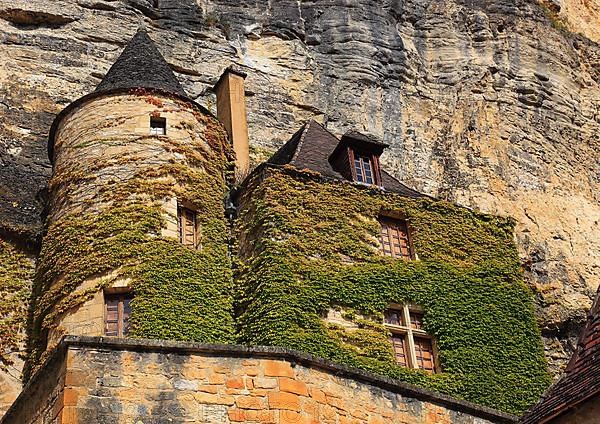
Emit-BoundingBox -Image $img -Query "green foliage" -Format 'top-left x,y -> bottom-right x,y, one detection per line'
0,240 -> 33,371
26,110 -> 235,379
235,167 -> 550,414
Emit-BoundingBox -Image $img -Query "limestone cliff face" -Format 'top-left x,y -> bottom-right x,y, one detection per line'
0,0 -> 598,401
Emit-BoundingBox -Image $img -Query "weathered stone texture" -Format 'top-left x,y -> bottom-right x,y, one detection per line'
0,0 -> 598,385
550,0 -> 600,43
1,338 -> 514,424
42,92 -> 222,353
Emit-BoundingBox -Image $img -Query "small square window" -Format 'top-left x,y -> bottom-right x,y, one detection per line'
384,308 -> 405,326
178,206 -> 199,249
105,293 -> 133,337
150,116 -> 166,135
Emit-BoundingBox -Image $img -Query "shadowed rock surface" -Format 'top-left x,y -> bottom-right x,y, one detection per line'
0,0 -> 599,416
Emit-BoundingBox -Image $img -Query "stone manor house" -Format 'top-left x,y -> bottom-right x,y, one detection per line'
1,29 -> 598,424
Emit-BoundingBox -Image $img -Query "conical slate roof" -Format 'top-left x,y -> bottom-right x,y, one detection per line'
95,29 -> 186,97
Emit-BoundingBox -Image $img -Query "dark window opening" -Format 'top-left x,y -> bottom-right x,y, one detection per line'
105,293 -> 132,337
178,206 -> 199,249
379,217 -> 413,259
150,116 -> 166,135
384,308 -> 405,326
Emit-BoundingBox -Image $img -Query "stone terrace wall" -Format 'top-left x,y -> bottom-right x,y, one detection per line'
1,337 -> 516,424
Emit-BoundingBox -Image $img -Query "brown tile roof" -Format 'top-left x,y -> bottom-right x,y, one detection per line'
520,287 -> 600,423
268,120 -> 425,198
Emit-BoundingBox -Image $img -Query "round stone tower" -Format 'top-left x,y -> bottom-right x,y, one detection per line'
27,29 -> 235,373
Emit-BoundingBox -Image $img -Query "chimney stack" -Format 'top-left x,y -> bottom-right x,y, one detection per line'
214,65 -> 250,176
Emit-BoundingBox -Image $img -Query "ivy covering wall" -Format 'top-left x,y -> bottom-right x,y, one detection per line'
235,166 -> 551,414
25,100 -> 236,379
0,239 -> 33,372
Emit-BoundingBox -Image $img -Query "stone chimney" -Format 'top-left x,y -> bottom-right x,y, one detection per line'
214,65 -> 250,175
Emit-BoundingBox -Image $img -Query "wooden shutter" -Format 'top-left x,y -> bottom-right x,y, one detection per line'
379,218 -> 412,259
390,335 -> 409,367
105,293 -> 133,337
178,207 -> 197,248
414,336 -> 435,372
105,298 -> 119,336
409,311 -> 424,330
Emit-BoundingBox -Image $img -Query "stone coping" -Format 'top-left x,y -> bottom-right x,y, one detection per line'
3,336 -> 518,423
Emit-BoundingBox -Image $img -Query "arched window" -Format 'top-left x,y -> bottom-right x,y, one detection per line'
384,304 -> 438,373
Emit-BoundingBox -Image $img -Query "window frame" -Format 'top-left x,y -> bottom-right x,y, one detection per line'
348,148 -> 382,186
378,216 -> 415,260
104,292 -> 133,338
150,116 -> 167,136
384,304 -> 439,373
177,204 -> 200,249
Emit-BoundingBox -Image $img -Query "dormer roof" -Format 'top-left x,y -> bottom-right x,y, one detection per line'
95,29 -> 186,97
268,120 -> 424,198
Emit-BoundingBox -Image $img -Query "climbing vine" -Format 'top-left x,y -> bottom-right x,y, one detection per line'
25,100 -> 236,380
235,166 -> 551,414
0,239 -> 33,372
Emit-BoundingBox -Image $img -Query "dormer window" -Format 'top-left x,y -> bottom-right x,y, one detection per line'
329,131 -> 387,187
354,154 -> 375,184
150,116 -> 166,135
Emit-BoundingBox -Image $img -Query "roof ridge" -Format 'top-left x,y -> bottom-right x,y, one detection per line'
290,120 -> 315,165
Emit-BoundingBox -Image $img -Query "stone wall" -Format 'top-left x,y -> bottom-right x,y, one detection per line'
1,337 -> 517,424
42,92 -> 221,353
0,0 -> 598,380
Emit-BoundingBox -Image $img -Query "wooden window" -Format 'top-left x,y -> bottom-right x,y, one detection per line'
104,293 -> 132,337
150,116 -> 166,135
379,217 -> 413,259
346,148 -> 382,186
390,335 -> 409,367
384,308 -> 405,326
383,304 -> 438,373
354,154 -> 374,184
178,206 -> 199,248
414,336 -> 435,372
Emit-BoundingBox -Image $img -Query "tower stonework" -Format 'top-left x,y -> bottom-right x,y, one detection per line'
26,30 -> 235,375
2,29 -> 554,424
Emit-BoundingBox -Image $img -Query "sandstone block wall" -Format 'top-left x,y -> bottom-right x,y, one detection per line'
1,337 -> 516,424
50,93 -> 213,222
44,93 -> 217,351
